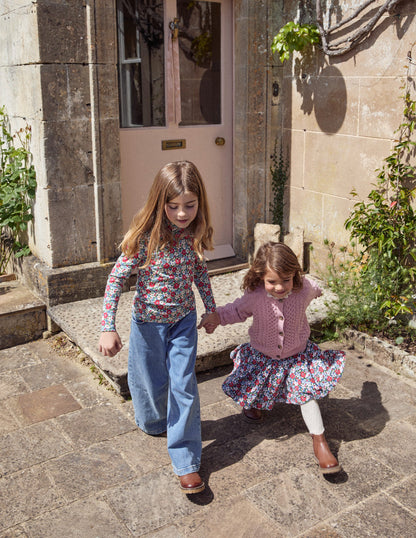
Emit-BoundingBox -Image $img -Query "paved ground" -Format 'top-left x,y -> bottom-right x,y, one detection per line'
1,332 -> 416,537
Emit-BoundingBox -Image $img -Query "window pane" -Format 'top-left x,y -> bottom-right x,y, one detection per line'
117,0 -> 165,127
177,1 -> 221,125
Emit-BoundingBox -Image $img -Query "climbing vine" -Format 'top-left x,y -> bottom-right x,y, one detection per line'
272,0 -> 405,62
269,142 -> 289,232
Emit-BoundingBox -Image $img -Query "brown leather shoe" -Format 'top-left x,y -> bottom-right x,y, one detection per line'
312,433 -> 341,474
242,408 -> 263,423
178,472 -> 205,494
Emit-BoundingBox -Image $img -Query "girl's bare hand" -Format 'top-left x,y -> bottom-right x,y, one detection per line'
198,312 -> 220,333
98,331 -> 123,357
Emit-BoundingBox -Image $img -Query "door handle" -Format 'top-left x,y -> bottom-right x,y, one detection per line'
215,137 -> 225,146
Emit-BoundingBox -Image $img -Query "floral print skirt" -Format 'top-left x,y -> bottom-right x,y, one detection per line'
222,340 -> 345,409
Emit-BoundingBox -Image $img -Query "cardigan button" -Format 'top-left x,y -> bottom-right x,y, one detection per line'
277,345 -> 282,349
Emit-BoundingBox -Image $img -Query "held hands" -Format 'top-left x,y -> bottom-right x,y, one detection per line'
98,331 -> 123,357
197,311 -> 220,334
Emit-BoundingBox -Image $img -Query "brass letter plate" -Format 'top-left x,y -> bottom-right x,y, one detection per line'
162,139 -> 186,150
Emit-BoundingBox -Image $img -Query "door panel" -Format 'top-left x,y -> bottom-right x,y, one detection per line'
118,0 -> 233,259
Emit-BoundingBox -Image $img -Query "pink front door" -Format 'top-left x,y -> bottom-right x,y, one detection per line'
117,0 -> 234,259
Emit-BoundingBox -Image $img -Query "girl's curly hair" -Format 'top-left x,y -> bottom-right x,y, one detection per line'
242,242 -> 303,291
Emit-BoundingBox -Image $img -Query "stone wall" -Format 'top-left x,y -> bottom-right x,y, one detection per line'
269,0 -> 416,274
0,0 -> 122,269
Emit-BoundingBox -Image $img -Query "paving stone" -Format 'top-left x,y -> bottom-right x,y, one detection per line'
22,497 -> 131,538
388,475 -> 416,514
178,495 -> 284,537
54,404 -> 136,448
340,420 -> 416,478
245,467 -> 343,536
63,378 -> 115,407
328,493 -> 416,537
10,384 -> 81,425
0,372 -> 29,400
44,443 -> 136,502
0,420 -> 72,476
109,429 -> 171,475
0,467 -> 65,531
200,437 -> 270,501
0,403 -> 20,436
0,345 -> 40,374
104,467 -> 202,535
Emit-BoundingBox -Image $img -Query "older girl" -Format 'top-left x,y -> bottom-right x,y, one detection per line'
99,161 -> 216,493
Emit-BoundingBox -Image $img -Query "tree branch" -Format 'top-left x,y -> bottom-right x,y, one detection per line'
316,0 -> 404,57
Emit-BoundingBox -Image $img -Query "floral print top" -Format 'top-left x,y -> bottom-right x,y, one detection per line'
101,226 -> 216,331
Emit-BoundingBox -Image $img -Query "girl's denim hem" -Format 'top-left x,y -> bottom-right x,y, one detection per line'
173,463 -> 200,476
137,424 -> 167,436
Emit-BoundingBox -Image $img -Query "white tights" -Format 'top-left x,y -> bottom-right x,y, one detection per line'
300,399 -> 324,435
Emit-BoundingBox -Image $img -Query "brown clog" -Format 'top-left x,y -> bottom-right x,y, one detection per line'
178,472 -> 205,494
242,408 -> 263,423
312,433 -> 341,474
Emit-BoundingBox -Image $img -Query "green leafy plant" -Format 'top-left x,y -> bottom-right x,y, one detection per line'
320,73 -> 416,338
0,106 -> 36,274
344,83 -> 416,320
269,141 -> 289,231
271,22 -> 320,63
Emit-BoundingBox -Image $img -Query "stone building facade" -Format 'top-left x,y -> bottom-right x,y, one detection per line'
0,0 -> 414,304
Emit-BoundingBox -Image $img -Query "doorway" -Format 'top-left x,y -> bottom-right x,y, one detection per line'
117,0 -> 234,259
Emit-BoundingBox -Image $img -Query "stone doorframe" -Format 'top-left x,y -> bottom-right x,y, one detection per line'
20,0 -> 273,305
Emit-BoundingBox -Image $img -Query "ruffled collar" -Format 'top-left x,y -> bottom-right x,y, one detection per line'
266,290 -> 292,301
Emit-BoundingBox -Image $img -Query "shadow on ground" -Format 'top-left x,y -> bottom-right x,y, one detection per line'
191,368 -> 389,505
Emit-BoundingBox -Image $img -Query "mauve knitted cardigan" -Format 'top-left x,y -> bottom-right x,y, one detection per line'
216,277 -> 322,360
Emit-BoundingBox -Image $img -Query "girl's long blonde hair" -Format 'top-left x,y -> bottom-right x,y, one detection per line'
121,161 -> 213,266
243,242 -> 303,291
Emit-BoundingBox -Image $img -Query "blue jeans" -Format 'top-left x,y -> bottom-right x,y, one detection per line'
127,310 -> 201,476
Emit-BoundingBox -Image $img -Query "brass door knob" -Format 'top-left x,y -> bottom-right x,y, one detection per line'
215,137 -> 225,146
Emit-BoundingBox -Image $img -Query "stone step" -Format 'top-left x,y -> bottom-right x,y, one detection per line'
48,270 -> 331,398
0,279 -> 47,349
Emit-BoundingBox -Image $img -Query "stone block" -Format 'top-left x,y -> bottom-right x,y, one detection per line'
358,76 -> 403,139
0,3 -> 39,65
289,130 -> 305,189
43,119 -> 93,190
40,64 -> 91,122
94,3 -> 118,65
21,255 -> 115,306
1,65 -> 42,121
288,187 -> 323,244
99,118 -> 121,185
37,1 -> 88,64
291,68 -> 360,136
283,227 -> 304,269
304,132 -> 392,199
322,195 -> 354,245
254,223 -> 281,254
0,281 -> 46,349
46,185 -> 97,267
98,182 -> 124,262
96,65 -> 120,121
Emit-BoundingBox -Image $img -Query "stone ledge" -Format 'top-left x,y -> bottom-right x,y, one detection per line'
343,329 -> 416,379
0,280 -> 46,349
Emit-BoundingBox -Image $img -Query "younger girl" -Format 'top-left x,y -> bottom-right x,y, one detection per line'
199,242 -> 345,474
99,161 -> 216,494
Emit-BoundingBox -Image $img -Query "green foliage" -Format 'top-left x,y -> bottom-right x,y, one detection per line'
0,106 -> 36,274
269,142 -> 289,231
271,22 -> 320,63
321,78 -> 416,336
